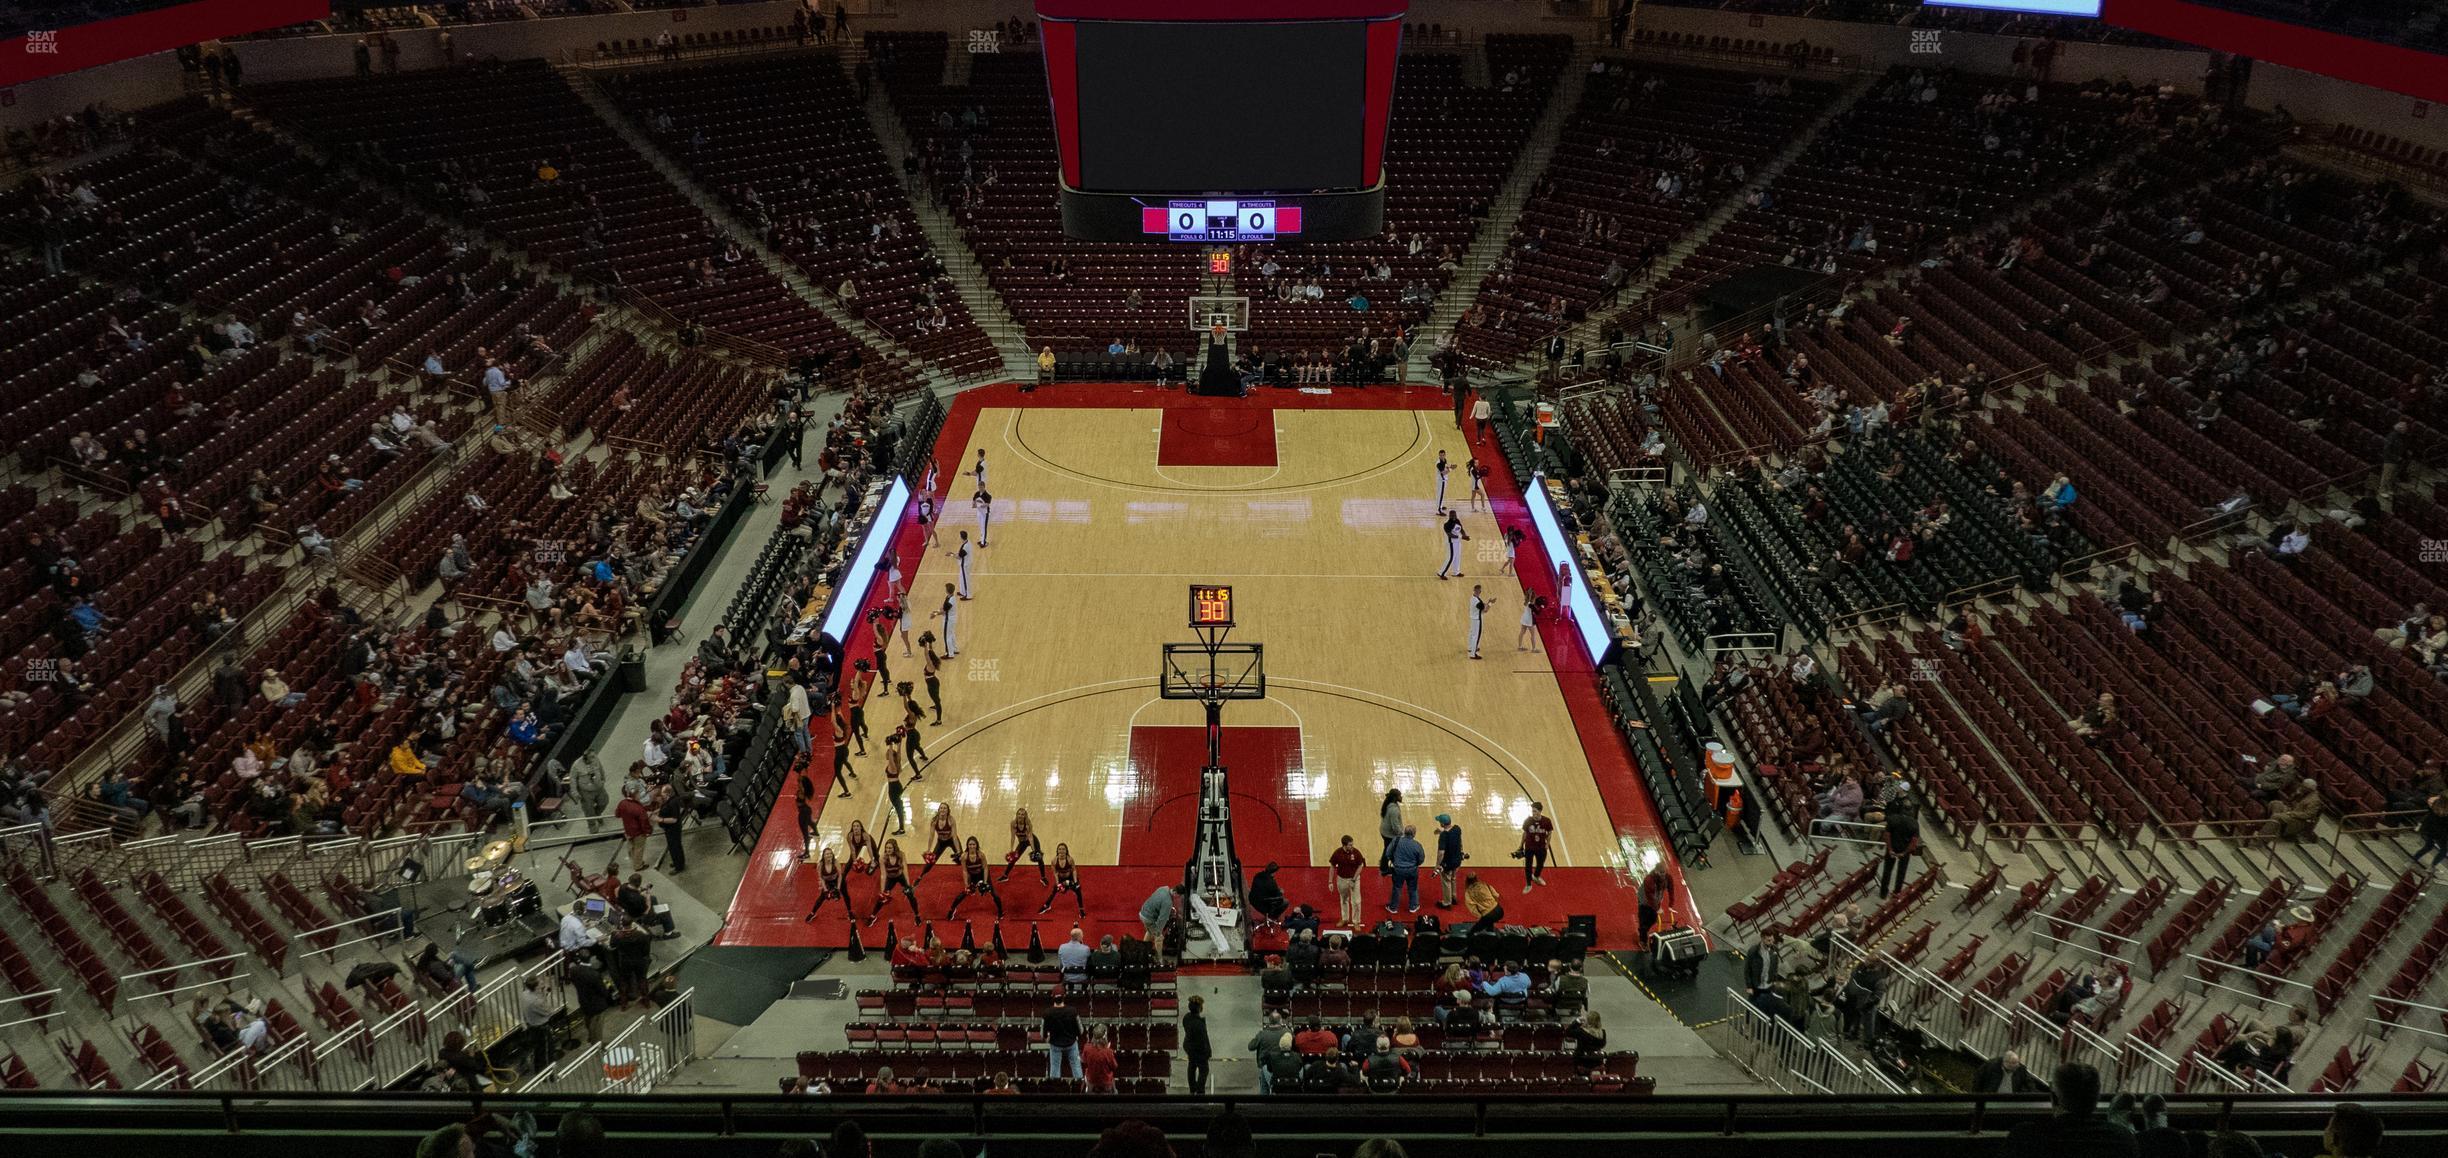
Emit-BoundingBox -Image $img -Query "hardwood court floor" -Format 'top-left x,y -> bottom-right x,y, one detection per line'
719,383 -> 1682,949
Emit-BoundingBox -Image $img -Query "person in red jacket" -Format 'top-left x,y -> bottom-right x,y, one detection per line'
617,794 -> 654,874
1079,1024 -> 1118,1093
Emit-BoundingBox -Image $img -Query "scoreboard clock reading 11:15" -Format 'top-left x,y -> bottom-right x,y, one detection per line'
1189,584 -> 1234,628
1143,200 -> 1304,242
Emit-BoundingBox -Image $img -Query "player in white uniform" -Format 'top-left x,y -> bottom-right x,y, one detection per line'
1437,511 -> 1469,579
953,530 -> 973,599
1433,450 -> 1451,513
931,582 -> 961,657
1467,585 -> 1487,660
972,449 -> 988,492
974,487 -> 993,548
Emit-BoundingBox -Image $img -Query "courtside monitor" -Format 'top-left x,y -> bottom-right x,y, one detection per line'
1038,1 -> 1406,241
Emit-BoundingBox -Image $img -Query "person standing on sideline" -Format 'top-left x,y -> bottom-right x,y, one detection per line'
952,531 -> 974,599
1139,883 -> 1184,965
1043,992 -> 1083,1079
1378,789 -> 1404,868
931,582 -> 961,656
972,448 -> 988,493
617,791 -> 654,873
1466,584 -> 1487,659
1878,807 -> 1921,898
1182,994 -> 1212,1094
1637,862 -> 1675,943
1080,1025 -> 1118,1092
1518,801 -> 1554,888
655,784 -> 689,873
1471,393 -> 1493,440
1433,814 -> 1466,908
1438,511 -> 1470,579
1502,525 -> 1523,575
1329,834 -> 1366,925
920,633 -> 944,723
1468,458 -> 1489,511
1518,593 -> 1544,652
974,488 -> 993,548
1385,824 -> 1426,914
917,491 -> 940,547
1433,450 -> 1452,513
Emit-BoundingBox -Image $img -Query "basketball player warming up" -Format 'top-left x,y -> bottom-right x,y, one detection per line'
868,838 -> 921,925
1039,842 -> 1087,917
1437,511 -> 1470,579
948,836 -> 1003,919
917,803 -> 959,879
1003,807 -> 1047,883
801,846 -> 852,922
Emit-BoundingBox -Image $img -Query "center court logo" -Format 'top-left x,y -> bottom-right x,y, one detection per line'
1910,29 -> 1942,55
25,30 -> 59,55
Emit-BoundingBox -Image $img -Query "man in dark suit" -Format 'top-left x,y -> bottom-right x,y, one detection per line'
1743,929 -> 1786,999
1975,1049 -> 2044,1094
2000,1063 -> 2140,1158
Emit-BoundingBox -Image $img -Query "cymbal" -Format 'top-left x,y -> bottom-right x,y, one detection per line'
467,871 -> 495,895
481,839 -> 514,863
463,855 -> 492,873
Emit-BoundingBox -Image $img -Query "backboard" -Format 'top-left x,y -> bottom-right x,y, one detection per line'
1188,295 -> 1251,333
1160,642 -> 1266,700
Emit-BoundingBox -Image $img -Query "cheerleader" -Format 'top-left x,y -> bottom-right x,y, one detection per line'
1518,593 -> 1547,652
918,491 -> 940,547
877,551 -> 905,609
881,740 -> 909,833
844,659 -> 873,755
868,610 -> 894,689
900,684 -> 930,770
922,459 -> 940,499
845,818 -> 880,872
896,594 -> 915,657
867,837 -> 921,925
1002,807 -> 1047,883
801,846 -> 851,921
1467,459 -> 1489,511
1437,511 -> 1470,579
829,706 -> 857,799
1501,526 -> 1524,576
920,633 -> 944,725
916,803 -> 959,879
1038,842 -> 1086,917
947,836 -> 1002,919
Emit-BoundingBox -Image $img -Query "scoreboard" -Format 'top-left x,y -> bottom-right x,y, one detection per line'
1142,200 -> 1306,243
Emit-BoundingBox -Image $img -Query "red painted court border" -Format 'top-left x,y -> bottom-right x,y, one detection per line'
717,382 -> 1698,949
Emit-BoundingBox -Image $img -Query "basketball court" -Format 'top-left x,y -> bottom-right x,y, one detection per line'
718,381 -> 1697,952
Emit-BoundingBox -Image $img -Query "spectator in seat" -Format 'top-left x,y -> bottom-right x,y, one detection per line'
1438,989 -> 1482,1035
1057,927 -> 1091,985
2068,692 -> 2120,743
2268,778 -> 2324,842
2320,1102 -> 2383,1158
1362,1037 -> 1411,1091
2240,919 -> 2280,970
1999,1062 -> 2138,1158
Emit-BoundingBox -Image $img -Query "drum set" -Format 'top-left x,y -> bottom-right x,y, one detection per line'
458,839 -> 542,934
